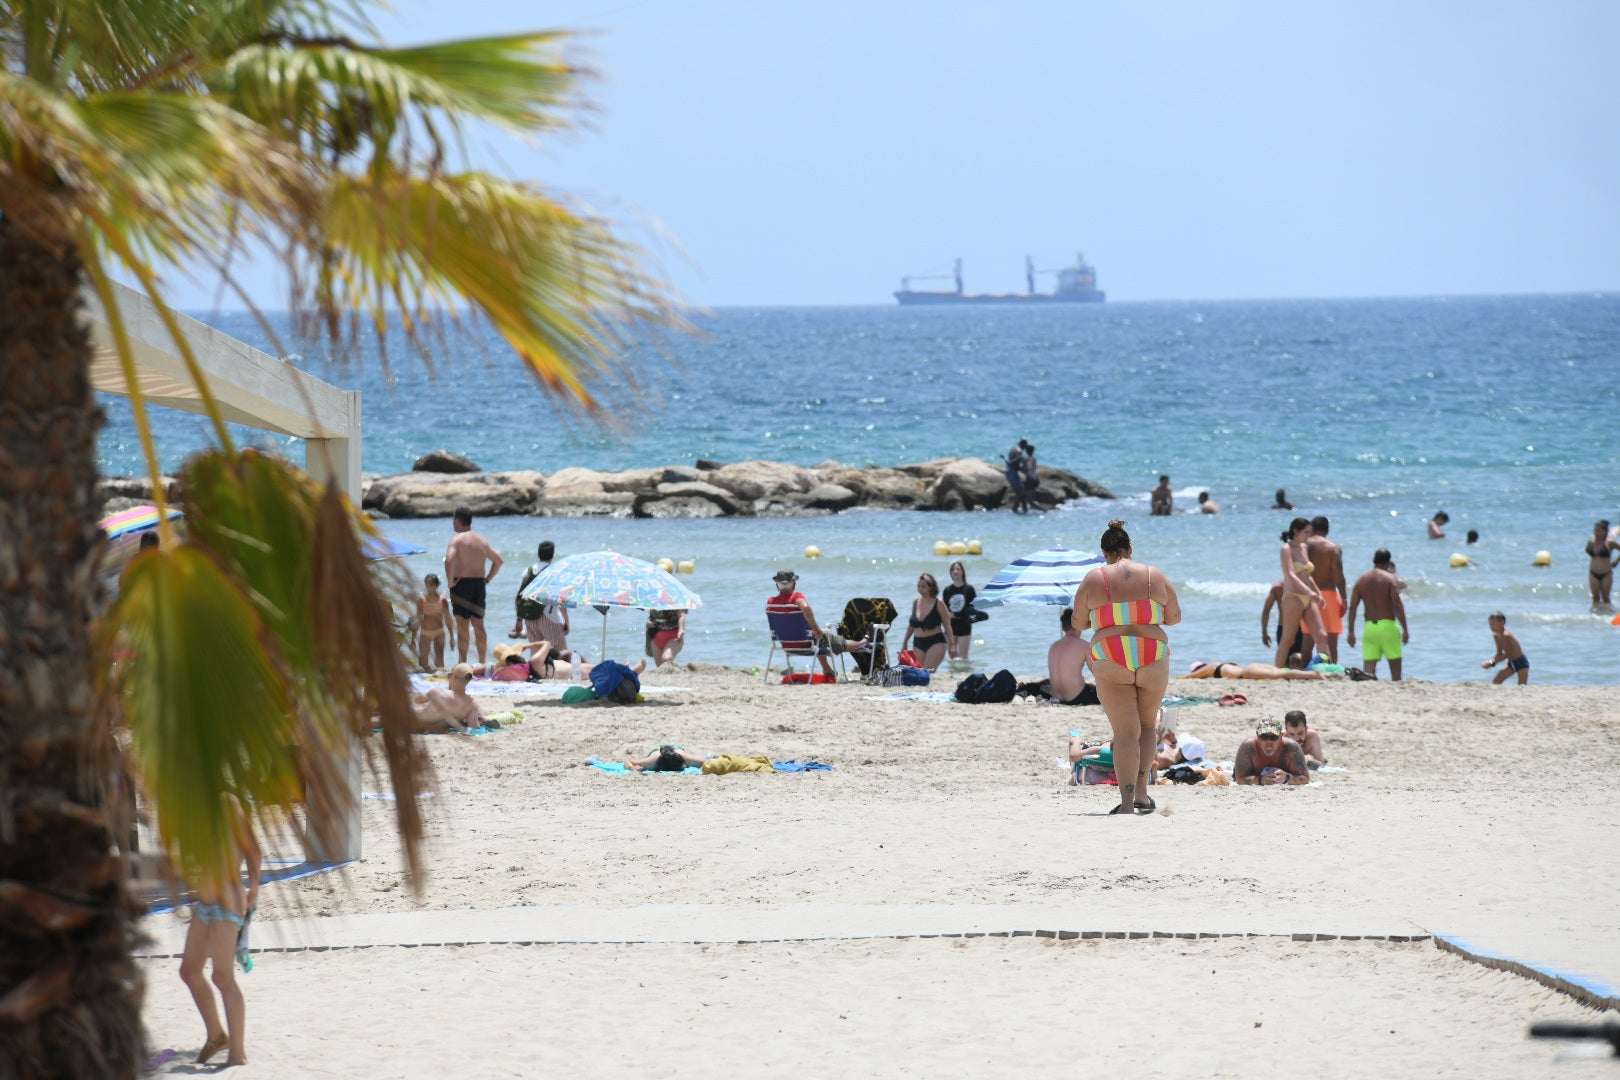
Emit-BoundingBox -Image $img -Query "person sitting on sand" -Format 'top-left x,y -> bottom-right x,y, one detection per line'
769,570 -> 837,679
412,663 -> 486,732
624,744 -> 711,772
1047,607 -> 1098,706
1234,717 -> 1310,786
1181,661 -> 1340,681
1481,611 -> 1529,685
1283,710 -> 1327,768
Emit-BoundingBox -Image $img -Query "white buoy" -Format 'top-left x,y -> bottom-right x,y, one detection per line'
1449,553 -> 1469,568
966,539 -> 983,555
1533,550 -> 1552,567
655,557 -> 675,573
932,540 -> 950,557
677,559 -> 695,574
948,540 -> 968,556
804,545 -> 821,559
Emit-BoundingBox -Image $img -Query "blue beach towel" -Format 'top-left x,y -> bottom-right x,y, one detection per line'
771,761 -> 834,772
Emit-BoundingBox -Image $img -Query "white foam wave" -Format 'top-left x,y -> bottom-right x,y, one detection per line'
1180,580 -> 1272,599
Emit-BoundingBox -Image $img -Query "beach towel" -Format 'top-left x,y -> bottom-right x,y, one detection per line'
410,674 -> 689,698
781,672 -> 838,684
701,754 -> 776,774
585,758 -> 701,775
561,685 -> 598,704
866,691 -> 959,703
770,760 -> 835,772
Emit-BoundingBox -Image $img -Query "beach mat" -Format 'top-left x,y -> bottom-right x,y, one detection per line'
410,674 -> 688,697
585,757 -> 833,775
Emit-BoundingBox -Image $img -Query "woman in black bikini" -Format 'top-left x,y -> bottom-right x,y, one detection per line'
1586,520 -> 1617,605
901,572 -> 955,671
942,560 -> 978,662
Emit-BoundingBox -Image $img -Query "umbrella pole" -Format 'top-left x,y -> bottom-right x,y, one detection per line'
600,610 -> 608,662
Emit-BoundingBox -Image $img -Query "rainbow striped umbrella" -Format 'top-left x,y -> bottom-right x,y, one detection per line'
520,550 -> 702,658
100,504 -> 183,541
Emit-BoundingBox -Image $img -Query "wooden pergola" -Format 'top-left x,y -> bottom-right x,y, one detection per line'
83,281 -> 364,863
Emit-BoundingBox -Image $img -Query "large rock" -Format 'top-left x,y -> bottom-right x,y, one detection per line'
96,475 -> 180,505
927,458 -> 1010,511
705,460 -> 817,502
634,496 -> 726,519
379,471 -> 543,518
649,481 -> 743,516
413,449 -> 481,474
805,483 -> 859,511
600,468 -> 661,494
533,491 -> 637,518
815,465 -> 928,509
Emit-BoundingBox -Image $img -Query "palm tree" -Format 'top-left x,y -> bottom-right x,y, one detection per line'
0,1 -> 679,1072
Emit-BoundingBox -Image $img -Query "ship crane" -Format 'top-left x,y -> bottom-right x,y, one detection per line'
900,257 -> 963,294
1026,253 -> 1089,293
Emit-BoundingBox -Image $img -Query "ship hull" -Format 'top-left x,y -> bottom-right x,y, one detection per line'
894,290 -> 1105,305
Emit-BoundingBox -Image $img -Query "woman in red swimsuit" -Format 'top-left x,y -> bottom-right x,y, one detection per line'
1073,519 -> 1182,816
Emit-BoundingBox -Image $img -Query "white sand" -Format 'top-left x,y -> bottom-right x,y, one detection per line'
140,671 -> 1620,1075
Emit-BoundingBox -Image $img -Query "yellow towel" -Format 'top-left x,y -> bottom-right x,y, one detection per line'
700,754 -> 776,775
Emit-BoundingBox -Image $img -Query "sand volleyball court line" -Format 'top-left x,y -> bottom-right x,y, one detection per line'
136,902 -> 1618,1011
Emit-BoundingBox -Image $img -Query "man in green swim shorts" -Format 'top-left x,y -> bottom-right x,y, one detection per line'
1346,548 -> 1409,680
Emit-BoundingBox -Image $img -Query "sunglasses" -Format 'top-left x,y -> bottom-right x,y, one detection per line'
1257,733 -> 1281,742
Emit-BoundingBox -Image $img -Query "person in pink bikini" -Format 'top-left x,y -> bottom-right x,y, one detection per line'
1072,518 -> 1182,816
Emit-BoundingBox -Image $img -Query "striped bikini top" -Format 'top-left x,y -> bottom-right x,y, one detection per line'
1089,565 -> 1166,629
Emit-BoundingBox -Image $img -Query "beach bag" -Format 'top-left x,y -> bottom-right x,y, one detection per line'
953,669 -> 1017,704
899,666 -> 930,686
896,648 -> 922,668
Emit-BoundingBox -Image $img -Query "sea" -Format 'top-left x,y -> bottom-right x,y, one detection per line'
97,295 -> 1620,686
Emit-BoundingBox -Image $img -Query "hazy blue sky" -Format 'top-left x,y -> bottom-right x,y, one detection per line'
173,1 -> 1620,307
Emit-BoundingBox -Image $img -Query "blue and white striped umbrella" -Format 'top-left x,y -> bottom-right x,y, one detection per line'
974,546 -> 1104,608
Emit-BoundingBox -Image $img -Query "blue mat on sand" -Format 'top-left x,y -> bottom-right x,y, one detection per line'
584,757 -> 833,774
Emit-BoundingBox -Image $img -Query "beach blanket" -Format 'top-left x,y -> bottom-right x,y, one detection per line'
701,754 -> 775,774
584,756 -> 834,775
410,674 -> 689,697
865,691 -> 959,703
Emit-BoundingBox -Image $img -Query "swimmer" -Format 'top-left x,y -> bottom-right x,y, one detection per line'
1197,491 -> 1220,514
1585,520 -> 1616,605
1427,511 -> 1449,539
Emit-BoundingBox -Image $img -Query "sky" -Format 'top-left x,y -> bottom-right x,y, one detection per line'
167,0 -> 1620,308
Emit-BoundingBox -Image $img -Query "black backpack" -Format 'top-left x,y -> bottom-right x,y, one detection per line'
954,669 -> 1018,704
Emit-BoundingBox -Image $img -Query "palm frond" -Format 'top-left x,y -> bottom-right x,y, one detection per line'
311,169 -> 683,407
211,32 -> 581,167
105,543 -> 300,889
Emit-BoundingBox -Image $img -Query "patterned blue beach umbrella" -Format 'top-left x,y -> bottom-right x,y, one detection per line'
974,546 -> 1104,608
520,550 -> 703,658
361,534 -> 427,561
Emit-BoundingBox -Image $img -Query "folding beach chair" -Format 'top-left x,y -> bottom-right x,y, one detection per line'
765,603 -> 840,683
836,597 -> 898,677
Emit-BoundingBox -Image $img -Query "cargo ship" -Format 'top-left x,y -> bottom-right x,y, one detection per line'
894,253 -> 1105,305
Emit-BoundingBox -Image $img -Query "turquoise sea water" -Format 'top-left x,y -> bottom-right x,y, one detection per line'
98,296 -> 1620,685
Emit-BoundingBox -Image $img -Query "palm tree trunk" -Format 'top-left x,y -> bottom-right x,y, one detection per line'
0,213 -> 145,1077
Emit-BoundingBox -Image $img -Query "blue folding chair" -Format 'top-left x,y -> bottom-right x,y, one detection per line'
765,602 -> 839,683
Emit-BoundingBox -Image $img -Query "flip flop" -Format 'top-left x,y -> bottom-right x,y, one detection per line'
1218,694 -> 1247,707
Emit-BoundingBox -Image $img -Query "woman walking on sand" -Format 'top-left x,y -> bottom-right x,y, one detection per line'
1275,517 -> 1329,667
178,795 -> 261,1066
1073,519 -> 1181,816
1585,520 -> 1616,606
942,561 -> 979,662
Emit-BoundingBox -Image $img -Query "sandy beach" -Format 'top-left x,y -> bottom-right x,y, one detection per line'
139,671 -> 1620,1076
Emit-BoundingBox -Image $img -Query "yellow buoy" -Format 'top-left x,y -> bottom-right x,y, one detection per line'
677,559 -> 695,575
1449,553 -> 1469,568
932,540 -> 951,557
966,539 -> 983,555
1533,550 -> 1552,567
655,557 -> 675,573
804,545 -> 821,559
948,540 -> 968,556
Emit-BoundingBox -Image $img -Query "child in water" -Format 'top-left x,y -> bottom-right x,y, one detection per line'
415,573 -> 449,672
1481,611 -> 1529,684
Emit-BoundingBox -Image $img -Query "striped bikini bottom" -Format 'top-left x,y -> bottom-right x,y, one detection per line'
1089,635 -> 1170,671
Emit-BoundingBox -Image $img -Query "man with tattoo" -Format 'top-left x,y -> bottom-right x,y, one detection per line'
1234,716 -> 1311,786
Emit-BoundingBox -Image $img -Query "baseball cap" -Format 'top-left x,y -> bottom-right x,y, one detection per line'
1256,716 -> 1283,737
1177,734 -> 1206,764
773,570 -> 798,583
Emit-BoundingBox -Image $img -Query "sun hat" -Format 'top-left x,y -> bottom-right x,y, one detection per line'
773,570 -> 798,583
1177,733 -> 1206,764
1256,716 -> 1283,737
492,643 -> 526,665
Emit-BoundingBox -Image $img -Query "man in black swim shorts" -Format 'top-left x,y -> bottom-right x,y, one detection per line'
444,506 -> 503,665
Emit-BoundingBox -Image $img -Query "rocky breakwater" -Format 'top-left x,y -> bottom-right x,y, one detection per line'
362,453 -> 1114,519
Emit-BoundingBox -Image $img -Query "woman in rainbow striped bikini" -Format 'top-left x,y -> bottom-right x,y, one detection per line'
1073,518 -> 1182,816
